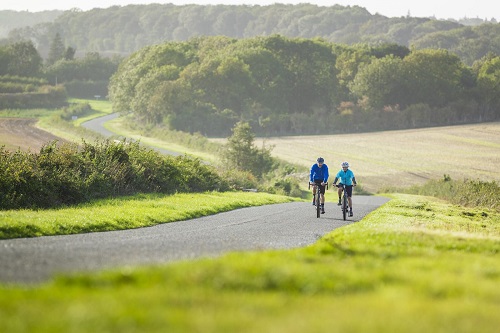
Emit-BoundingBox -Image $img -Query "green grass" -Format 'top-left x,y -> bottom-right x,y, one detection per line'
1,193 -> 499,332
67,98 -> 114,126
0,192 -> 297,239
105,115 -> 220,162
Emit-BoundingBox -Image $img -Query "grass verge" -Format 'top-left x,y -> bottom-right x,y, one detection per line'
1,193 -> 499,332
105,114 -> 220,162
0,192 -> 297,239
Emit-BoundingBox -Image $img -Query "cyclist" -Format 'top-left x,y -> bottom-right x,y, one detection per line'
310,157 -> 329,214
332,161 -> 357,217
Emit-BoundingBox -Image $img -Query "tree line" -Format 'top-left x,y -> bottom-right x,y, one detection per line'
0,38 -> 120,104
3,4 -> 499,65
109,35 -> 500,136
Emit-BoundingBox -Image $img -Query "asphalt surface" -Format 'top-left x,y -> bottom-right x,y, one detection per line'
81,113 -> 180,156
0,196 -> 389,284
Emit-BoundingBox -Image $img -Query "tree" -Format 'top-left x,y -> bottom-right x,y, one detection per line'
64,46 -> 76,60
221,121 -> 274,178
47,33 -> 66,66
476,56 -> 500,120
350,55 -> 406,108
403,49 -> 466,107
7,40 -> 43,76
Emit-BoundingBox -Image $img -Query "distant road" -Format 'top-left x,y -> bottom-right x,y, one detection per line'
81,112 -> 119,137
0,196 -> 389,284
82,113 -> 180,156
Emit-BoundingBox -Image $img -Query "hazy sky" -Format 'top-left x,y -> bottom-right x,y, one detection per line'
2,0 -> 499,21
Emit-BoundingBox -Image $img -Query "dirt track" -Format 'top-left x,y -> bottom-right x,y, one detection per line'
0,118 -> 67,152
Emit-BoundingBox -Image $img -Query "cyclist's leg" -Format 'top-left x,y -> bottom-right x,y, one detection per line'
314,181 -> 325,212
320,184 -> 326,213
337,184 -> 343,205
346,186 -> 354,215
312,184 -> 317,205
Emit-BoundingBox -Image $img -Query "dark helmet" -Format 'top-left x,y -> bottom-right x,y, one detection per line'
317,157 -> 324,163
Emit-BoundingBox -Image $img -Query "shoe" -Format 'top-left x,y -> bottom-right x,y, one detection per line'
321,208 -> 325,214
312,196 -> 316,205
349,210 -> 353,217
337,200 -> 341,206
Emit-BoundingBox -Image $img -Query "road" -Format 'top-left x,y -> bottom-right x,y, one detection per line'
81,113 -> 181,156
0,196 -> 389,284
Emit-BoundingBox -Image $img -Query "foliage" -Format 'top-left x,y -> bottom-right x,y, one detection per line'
0,84 -> 67,109
1,41 -> 43,77
110,35 -> 500,136
59,102 -> 93,121
0,140 -> 228,210
220,121 -> 274,179
5,4 -> 498,65
389,176 -> 500,211
46,32 -> 66,66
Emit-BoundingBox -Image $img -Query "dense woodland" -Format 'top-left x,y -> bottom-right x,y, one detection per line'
1,4 -> 499,136
109,35 -> 500,136
1,4 -> 499,65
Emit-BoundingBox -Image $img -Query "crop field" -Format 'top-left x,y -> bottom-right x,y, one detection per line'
249,122 -> 500,193
0,118 -> 66,151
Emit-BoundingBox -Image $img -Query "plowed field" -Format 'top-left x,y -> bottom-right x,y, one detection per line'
0,118 -> 67,152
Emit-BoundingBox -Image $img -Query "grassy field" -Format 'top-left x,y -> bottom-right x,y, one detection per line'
105,114 -> 220,162
1,193 -> 499,332
0,192 -> 296,239
227,122 -> 500,193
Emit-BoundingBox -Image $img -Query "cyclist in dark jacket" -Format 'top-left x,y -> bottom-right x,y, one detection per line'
310,157 -> 329,214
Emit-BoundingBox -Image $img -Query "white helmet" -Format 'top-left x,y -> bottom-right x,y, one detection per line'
341,161 -> 349,168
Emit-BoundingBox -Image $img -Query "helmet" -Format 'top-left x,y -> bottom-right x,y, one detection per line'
341,161 -> 349,168
317,157 -> 324,163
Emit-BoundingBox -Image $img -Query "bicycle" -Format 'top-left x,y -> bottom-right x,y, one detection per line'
309,182 -> 328,218
339,184 -> 348,220
336,183 -> 356,220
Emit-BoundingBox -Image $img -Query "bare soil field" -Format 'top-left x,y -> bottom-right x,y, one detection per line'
0,118 -> 67,152
244,123 -> 500,192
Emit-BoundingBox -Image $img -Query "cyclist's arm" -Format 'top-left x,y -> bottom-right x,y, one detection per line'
332,177 -> 339,185
352,176 -> 357,185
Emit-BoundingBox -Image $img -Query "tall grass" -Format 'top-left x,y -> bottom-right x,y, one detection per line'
384,175 -> 500,211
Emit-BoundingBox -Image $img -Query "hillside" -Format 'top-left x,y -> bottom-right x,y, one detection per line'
2,4 -> 499,64
0,10 -> 62,38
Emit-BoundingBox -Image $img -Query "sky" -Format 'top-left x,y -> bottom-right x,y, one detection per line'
1,0 -> 499,21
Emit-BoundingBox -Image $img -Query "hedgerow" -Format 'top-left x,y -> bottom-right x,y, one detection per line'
0,140 -> 228,210
386,175 -> 500,212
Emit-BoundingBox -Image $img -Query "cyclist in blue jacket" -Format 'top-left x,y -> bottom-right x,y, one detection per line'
332,161 -> 357,216
310,157 -> 329,214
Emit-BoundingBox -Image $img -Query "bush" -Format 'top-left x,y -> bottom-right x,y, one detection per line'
0,85 -> 67,109
396,175 -> 500,211
0,140 -> 229,210
60,103 -> 93,121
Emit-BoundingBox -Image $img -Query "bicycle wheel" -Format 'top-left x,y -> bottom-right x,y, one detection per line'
342,193 -> 347,220
316,191 -> 321,218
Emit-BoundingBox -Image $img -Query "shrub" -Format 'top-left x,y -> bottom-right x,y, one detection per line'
0,140 -> 229,210
397,175 -> 500,211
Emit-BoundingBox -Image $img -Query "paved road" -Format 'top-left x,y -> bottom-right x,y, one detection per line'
81,112 -> 119,138
81,113 -> 180,156
0,196 -> 389,284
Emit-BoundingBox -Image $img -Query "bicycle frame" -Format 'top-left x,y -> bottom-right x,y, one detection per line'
339,184 -> 348,220
309,182 -> 328,218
